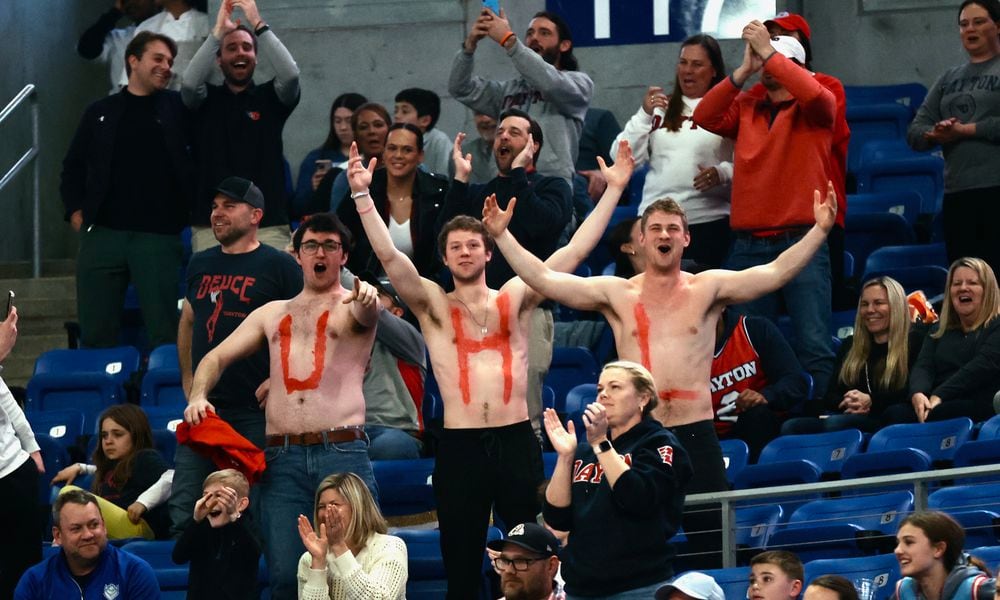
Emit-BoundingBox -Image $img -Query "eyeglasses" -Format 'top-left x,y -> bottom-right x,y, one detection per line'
300,240 -> 342,255
492,555 -> 547,573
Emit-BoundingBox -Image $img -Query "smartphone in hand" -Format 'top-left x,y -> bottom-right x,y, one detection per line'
483,0 -> 500,14
4,290 -> 13,320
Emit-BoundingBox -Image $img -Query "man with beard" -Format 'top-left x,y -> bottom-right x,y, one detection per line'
182,0 -> 300,253
449,8 -> 592,185
169,176 -> 302,537
62,31 -> 193,349
487,523 -> 564,600
346,138 -> 633,599
185,212 -> 380,598
441,109 -> 572,441
693,21 -> 837,402
14,490 -> 159,599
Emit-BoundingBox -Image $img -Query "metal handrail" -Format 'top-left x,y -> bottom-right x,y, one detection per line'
0,84 -> 41,278
684,462 -> 1000,567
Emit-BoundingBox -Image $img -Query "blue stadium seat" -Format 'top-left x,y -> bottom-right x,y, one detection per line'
756,429 -> 864,476
736,504 -> 783,552
27,408 -> 85,451
847,192 -> 922,227
152,429 -> 178,468
864,243 -> 949,273
843,212 -> 916,280
396,526 -> 502,599
692,567 -> 750,600
866,418 -> 973,465
26,346 -> 141,432
804,553 -> 900,600
372,458 -> 436,518
542,385 -> 555,411
564,383 -> 598,444
733,459 -> 823,491
719,438 -> 749,487
928,483 -> 1000,515
767,491 -> 913,561
547,348 -> 599,412
969,545 -> 1000,575
141,344 -> 184,410
35,433 -> 71,504
846,104 -> 915,174
863,266 -> 949,300
844,82 -> 927,110
832,310 -> 857,340
142,405 -> 184,432
840,448 -> 933,495
855,153 -> 945,215
120,540 -> 189,592
978,415 -> 1000,440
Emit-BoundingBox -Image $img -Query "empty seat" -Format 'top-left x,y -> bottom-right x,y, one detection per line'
846,104 -> 915,174
719,438 -> 749,487
26,408 -> 85,450
563,383 -> 598,443
141,344 -> 184,410
735,504 -> 783,552
35,433 -> 71,504
844,83 -> 927,110
855,153 -> 945,215
866,417 -> 973,465
840,447 -> 933,495
372,458 -> 436,521
142,405 -> 184,432
546,347 -> 599,411
26,346 -> 141,432
844,213 -> 916,280
757,429 -> 864,477
803,553 -> 900,600
864,243 -> 949,273
929,483 -> 1000,515
119,540 -> 189,592
847,192 -> 922,227
969,545 -> 1000,575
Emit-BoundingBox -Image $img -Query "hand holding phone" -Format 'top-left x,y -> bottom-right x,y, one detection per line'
4,291 -> 13,320
483,0 -> 500,14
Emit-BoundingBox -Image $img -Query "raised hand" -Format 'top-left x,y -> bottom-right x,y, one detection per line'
464,9 -> 493,52
742,20 -> 775,59
193,490 -> 212,522
483,8 -> 514,45
231,0 -> 262,28
599,140 -> 635,191
343,278 -> 378,307
642,86 -> 668,115
298,514 -> 329,563
512,133 -> 534,170
813,180 -> 837,233
213,0 -> 238,38
0,304 -> 17,363
582,402 -> 610,445
452,132 -> 473,182
482,194 -> 515,238
347,142 -> 376,194
543,408 -> 578,457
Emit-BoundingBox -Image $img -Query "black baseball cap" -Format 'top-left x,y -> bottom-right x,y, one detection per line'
215,176 -> 265,210
487,522 -> 560,557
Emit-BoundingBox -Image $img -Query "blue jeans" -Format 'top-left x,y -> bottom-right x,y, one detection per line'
366,425 -> 423,460
725,233 -> 835,397
260,438 -> 378,599
566,579 -> 671,600
168,407 -> 265,537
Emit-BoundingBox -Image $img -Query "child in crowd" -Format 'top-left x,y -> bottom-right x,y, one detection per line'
172,469 -> 261,600
394,87 -> 451,175
750,550 -> 805,600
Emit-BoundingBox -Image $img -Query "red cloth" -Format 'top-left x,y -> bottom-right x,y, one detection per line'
693,53 -> 836,233
175,411 -> 266,485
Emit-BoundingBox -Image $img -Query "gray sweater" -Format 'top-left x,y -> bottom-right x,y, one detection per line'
364,310 -> 426,432
907,54 -> 1000,192
448,39 -> 593,184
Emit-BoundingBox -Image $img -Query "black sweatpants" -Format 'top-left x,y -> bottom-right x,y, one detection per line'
669,420 -> 729,570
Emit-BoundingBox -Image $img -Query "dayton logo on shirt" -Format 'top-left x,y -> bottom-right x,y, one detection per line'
571,445 -> 674,484
710,360 -> 759,393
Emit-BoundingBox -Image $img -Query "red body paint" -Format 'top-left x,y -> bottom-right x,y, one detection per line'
450,293 -> 514,405
633,302 -> 653,369
279,311 -> 329,394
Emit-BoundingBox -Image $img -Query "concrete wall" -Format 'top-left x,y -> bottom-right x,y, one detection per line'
0,0 -> 970,261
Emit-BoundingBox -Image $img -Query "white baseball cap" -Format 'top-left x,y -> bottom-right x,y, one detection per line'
770,35 -> 806,64
655,572 -> 725,600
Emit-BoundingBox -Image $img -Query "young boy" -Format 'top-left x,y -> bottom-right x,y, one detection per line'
394,87 -> 451,175
749,550 -> 804,600
172,469 -> 261,599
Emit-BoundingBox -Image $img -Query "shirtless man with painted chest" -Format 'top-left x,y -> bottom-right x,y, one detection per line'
184,213 -> 380,597
484,179 -> 837,567
346,137 -> 634,599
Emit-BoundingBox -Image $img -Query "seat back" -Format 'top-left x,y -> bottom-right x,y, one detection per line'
35,433 -> 71,504
978,415 -> 1000,440
372,458 -> 436,518
969,545 -> 1000,576
787,491 -> 914,535
564,383 -> 598,444
120,540 -> 189,591
844,212 -> 916,279
844,83 -> 927,109
928,483 -> 1000,514
803,553 -> 900,600
866,418 -> 973,464
720,438 -> 749,486
147,344 -> 179,371
33,346 -> 141,379
546,347 -> 599,411
847,191 -> 922,226
736,504 -> 783,551
758,429 -> 864,475
152,429 -> 178,467
864,243 -> 948,273
27,409 -> 85,449
840,448 -> 933,495
141,405 -> 185,432
855,154 -> 945,214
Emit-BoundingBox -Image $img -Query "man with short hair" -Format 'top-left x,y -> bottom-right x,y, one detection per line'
185,212 -> 380,598
182,0 -> 300,253
394,87 -> 452,175
693,21 -> 837,399
346,138 -> 633,598
450,8 -> 592,184
14,489 -> 159,599
62,30 -> 194,349
169,176 -> 302,536
487,522 -> 564,600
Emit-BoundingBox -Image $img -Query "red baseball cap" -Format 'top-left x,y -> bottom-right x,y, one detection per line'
765,12 -> 812,40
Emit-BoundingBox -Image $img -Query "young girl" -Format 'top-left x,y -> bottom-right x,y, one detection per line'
51,404 -> 170,539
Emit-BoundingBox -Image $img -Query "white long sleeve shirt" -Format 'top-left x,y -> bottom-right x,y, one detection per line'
0,376 -> 39,479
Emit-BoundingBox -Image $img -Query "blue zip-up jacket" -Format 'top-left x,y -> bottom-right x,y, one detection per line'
14,543 -> 159,600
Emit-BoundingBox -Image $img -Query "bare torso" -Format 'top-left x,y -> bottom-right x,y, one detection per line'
417,283 -> 533,429
262,292 -> 376,434
604,272 -> 723,426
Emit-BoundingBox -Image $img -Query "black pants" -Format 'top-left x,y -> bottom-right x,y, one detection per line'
433,421 -> 542,600
943,186 -> 1000,277
668,420 -> 728,569
729,404 -> 782,463
0,457 -> 41,598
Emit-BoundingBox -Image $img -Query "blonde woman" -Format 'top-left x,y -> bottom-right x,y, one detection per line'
905,257 -> 1000,423
296,472 -> 407,600
543,361 -> 693,599
783,276 -> 923,434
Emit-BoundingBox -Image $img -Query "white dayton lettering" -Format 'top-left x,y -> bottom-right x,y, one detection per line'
571,454 -> 636,484
710,360 -> 758,392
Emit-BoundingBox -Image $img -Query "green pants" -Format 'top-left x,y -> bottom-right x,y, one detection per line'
76,226 -> 182,348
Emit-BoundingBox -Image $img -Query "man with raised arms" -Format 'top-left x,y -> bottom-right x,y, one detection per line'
183,213 -> 380,599
346,138 -> 634,599
483,182 -> 837,568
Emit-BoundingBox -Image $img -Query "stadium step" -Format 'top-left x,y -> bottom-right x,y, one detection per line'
0,268 -> 76,387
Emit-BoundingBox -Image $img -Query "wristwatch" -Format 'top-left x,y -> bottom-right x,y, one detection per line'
594,439 -> 613,454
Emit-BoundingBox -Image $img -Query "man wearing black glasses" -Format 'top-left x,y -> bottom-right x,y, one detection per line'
487,522 -> 563,600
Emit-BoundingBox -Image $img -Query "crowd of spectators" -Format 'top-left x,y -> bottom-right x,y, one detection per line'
4,0 -> 1000,598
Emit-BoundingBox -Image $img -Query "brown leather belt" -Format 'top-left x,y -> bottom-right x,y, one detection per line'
266,427 -> 366,447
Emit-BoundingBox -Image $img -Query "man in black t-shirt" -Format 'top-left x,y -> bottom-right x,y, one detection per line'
168,176 -> 302,536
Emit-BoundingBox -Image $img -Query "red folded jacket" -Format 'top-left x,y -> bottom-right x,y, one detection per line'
175,411 -> 266,485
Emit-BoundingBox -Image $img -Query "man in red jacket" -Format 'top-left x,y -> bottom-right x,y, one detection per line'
693,20 -> 837,398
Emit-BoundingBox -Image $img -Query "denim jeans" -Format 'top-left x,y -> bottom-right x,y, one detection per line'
366,425 -> 423,460
565,578 -> 671,600
259,438 -> 378,599
725,233 -> 835,397
168,407 -> 266,537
